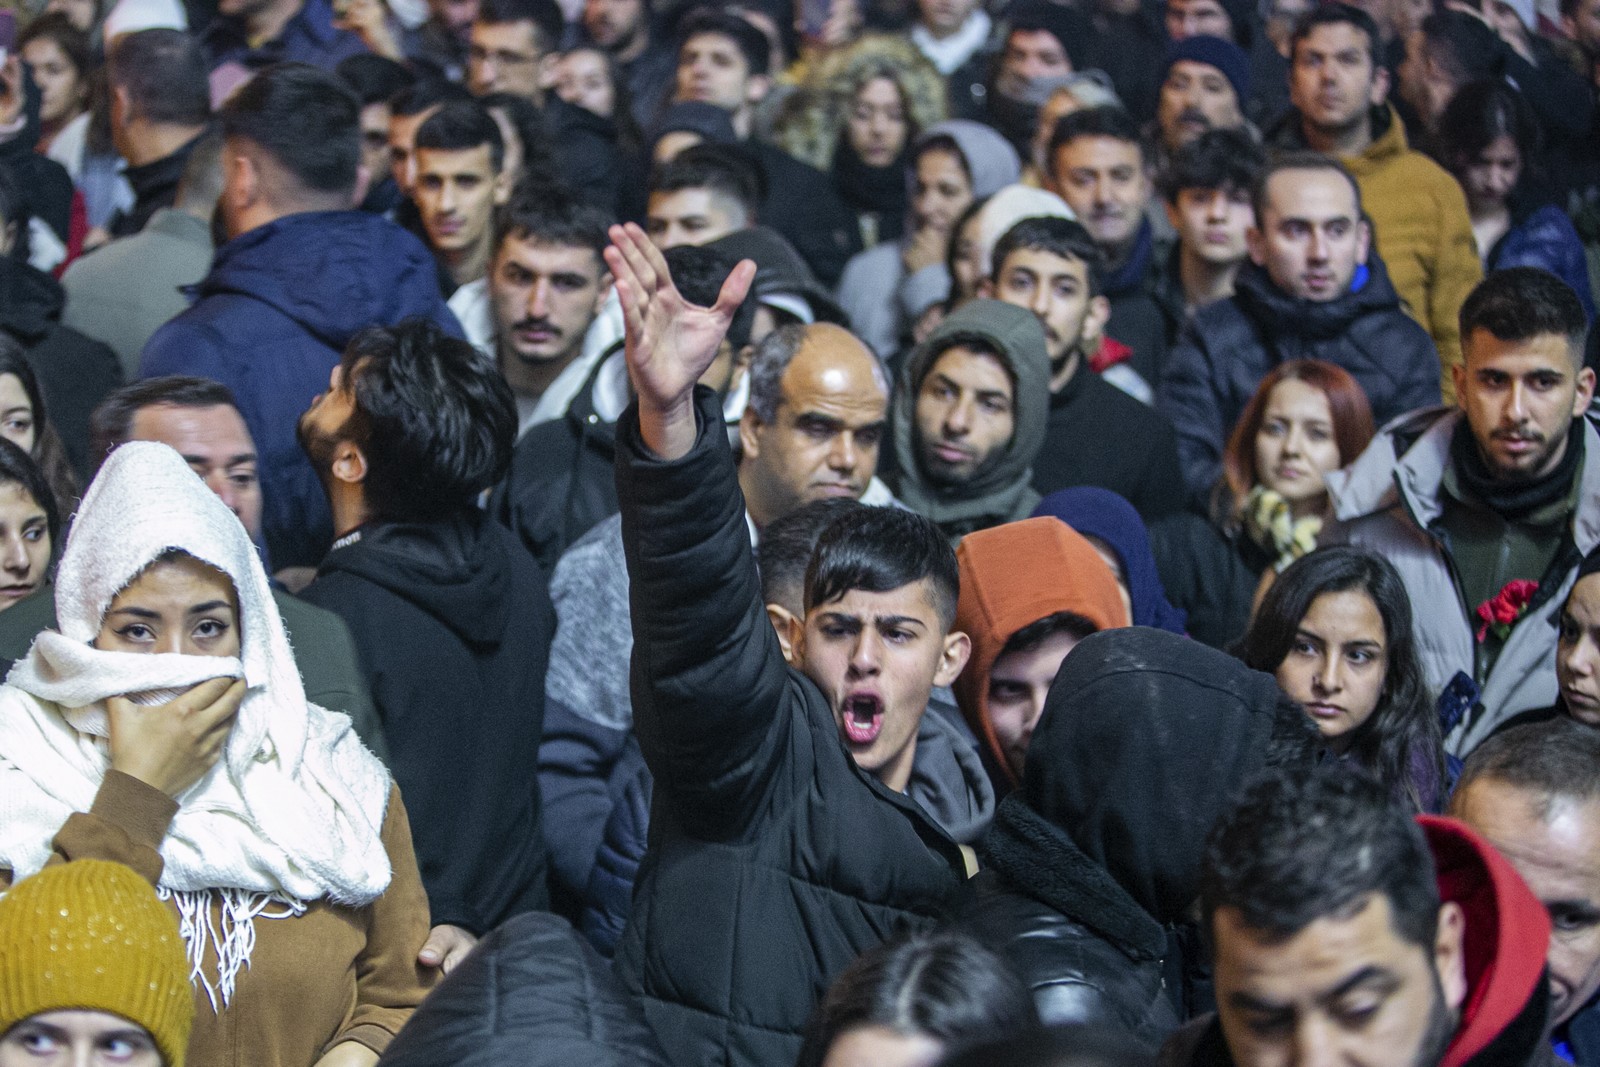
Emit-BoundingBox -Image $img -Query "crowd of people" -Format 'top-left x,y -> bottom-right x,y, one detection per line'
0,0 -> 1596,1063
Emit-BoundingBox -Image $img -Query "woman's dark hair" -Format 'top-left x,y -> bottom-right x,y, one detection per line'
0,340 -> 77,516
1437,79 -> 1540,203
1237,546 -> 1446,814
561,46 -> 643,156
19,14 -> 93,97
0,436 -> 62,556
795,931 -> 1039,1067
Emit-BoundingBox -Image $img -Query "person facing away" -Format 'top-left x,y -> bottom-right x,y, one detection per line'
603,221 -> 971,1067
1165,765 -> 1556,1067
1326,267 -> 1600,755
140,62 -> 462,572
297,320 -> 553,958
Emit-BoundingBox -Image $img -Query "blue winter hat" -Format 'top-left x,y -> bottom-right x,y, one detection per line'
1162,35 -> 1251,105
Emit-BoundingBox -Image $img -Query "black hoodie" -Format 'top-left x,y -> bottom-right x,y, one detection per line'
962,627 -> 1316,1049
0,255 -> 123,476
1158,251 -> 1443,499
300,511 -> 554,934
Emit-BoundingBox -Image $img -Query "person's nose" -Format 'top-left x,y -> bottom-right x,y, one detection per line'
944,398 -> 972,436
1563,634 -> 1595,679
828,431 -> 860,475
1507,380 -> 1529,423
849,630 -> 882,675
1307,228 -> 1331,264
206,471 -> 244,522
1282,424 -> 1306,460
527,278 -> 551,319
0,532 -> 28,575
1315,652 -> 1342,696
1204,189 -> 1229,223
440,180 -> 459,214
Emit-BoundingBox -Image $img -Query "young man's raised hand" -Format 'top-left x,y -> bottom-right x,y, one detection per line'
603,223 -> 756,460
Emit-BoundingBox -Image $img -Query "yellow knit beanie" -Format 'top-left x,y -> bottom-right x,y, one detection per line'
0,860 -> 192,1067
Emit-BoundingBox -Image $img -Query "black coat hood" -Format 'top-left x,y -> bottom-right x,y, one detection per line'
316,512 -> 511,648
1020,627 -> 1313,925
0,254 -> 65,342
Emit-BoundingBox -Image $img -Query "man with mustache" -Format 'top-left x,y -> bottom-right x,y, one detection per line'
1158,153 -> 1440,501
1328,267 -> 1600,754
1151,36 -> 1252,169
1164,766 -> 1557,1067
888,299 -> 1052,541
487,184 -> 618,438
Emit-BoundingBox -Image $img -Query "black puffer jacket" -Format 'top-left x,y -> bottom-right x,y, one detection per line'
1157,253 -> 1441,500
491,344 -> 620,576
615,390 -> 967,1067
960,628 -> 1316,1050
377,912 -> 670,1067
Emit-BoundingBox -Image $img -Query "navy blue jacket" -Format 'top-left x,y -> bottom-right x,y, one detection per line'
140,211 -> 461,568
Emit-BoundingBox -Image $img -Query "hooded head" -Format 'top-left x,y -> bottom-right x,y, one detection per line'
912,121 -> 1023,203
1024,627 -> 1317,924
891,299 -> 1051,536
952,516 -> 1128,787
1031,488 -> 1187,634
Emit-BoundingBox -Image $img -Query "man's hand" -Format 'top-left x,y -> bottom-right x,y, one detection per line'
603,223 -> 755,460
334,0 -> 404,59
108,678 -> 246,799
418,923 -> 477,975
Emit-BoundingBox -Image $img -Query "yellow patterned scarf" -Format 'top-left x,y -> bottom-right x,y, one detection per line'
1242,485 -> 1322,572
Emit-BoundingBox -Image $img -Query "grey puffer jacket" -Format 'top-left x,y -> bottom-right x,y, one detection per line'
1325,406 -> 1600,755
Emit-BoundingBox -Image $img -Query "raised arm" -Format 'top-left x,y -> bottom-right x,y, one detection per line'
604,224 -> 756,460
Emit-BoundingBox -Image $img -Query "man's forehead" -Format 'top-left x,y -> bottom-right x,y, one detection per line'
417,143 -> 496,177
1215,894 -> 1423,992
1168,59 -> 1231,85
497,235 -> 603,274
1001,245 -> 1091,282
131,404 -> 254,456
474,18 -> 539,47
1264,169 -> 1359,219
1458,779 -> 1600,880
1461,328 -> 1580,375
782,332 -> 888,403
811,579 -> 942,622
1058,135 -> 1142,168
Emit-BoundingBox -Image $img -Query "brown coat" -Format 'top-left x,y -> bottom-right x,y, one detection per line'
2,770 -> 438,1066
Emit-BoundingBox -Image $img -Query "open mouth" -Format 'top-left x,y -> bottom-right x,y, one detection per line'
841,693 -> 884,745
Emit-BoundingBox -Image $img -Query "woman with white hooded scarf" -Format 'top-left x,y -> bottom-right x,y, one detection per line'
0,442 -> 435,1067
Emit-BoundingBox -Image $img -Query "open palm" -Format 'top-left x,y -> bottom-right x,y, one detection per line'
604,223 -> 756,415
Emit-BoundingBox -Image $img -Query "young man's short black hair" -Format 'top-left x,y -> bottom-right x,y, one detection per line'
1201,767 -> 1441,951
650,144 -> 763,218
416,100 -> 506,174
806,507 -> 961,631
107,29 -> 210,127
390,78 -> 473,117
221,62 -> 361,196
676,10 -> 771,78
759,498 -> 869,613
1459,267 -> 1589,358
1290,3 -> 1382,69
338,319 -> 517,522
1159,126 -> 1266,204
989,216 -> 1104,297
1251,151 -> 1363,229
1000,610 -> 1098,657
89,377 -> 241,470
336,53 -> 416,107
1047,105 -> 1145,176
477,0 -> 565,52
493,178 -> 614,259
663,243 -> 757,349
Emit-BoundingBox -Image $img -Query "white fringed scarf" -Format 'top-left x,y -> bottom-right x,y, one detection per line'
0,443 -> 392,1009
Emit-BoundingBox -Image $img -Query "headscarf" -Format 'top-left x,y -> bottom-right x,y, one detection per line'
1032,487 -> 1187,634
0,443 -> 391,1007
913,120 -> 1021,203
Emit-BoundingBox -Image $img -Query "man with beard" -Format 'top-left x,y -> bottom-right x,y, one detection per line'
1163,766 -> 1556,1067
888,299 -> 1052,541
1150,36 -> 1251,170
972,1 -> 1091,151
986,215 -> 1184,520
1328,268 -> 1600,754
486,185 -> 618,436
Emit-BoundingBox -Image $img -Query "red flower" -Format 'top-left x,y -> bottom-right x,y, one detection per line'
1476,580 -> 1540,643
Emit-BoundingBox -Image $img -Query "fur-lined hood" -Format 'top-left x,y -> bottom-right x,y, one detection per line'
772,34 -> 949,172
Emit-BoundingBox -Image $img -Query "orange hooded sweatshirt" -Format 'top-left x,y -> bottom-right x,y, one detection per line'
952,516 -> 1130,789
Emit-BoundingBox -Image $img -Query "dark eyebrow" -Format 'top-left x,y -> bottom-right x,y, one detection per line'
794,412 -> 846,430
106,606 -> 160,620
875,615 -> 926,631
183,452 -> 257,468
1548,899 -> 1600,923
187,601 -> 233,615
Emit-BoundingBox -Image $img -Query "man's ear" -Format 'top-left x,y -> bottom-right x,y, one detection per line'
351,163 -> 372,210
977,277 -> 995,298
767,603 -> 802,665
1575,366 -> 1597,415
728,343 -> 753,395
739,406 -> 763,460
111,84 -> 132,128
1370,63 -> 1391,106
493,166 -> 513,206
933,630 -> 972,688
746,74 -> 772,106
1245,223 -> 1266,267
1085,294 -> 1112,342
1434,901 -> 1468,1015
1355,217 -> 1372,265
330,440 -> 370,488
